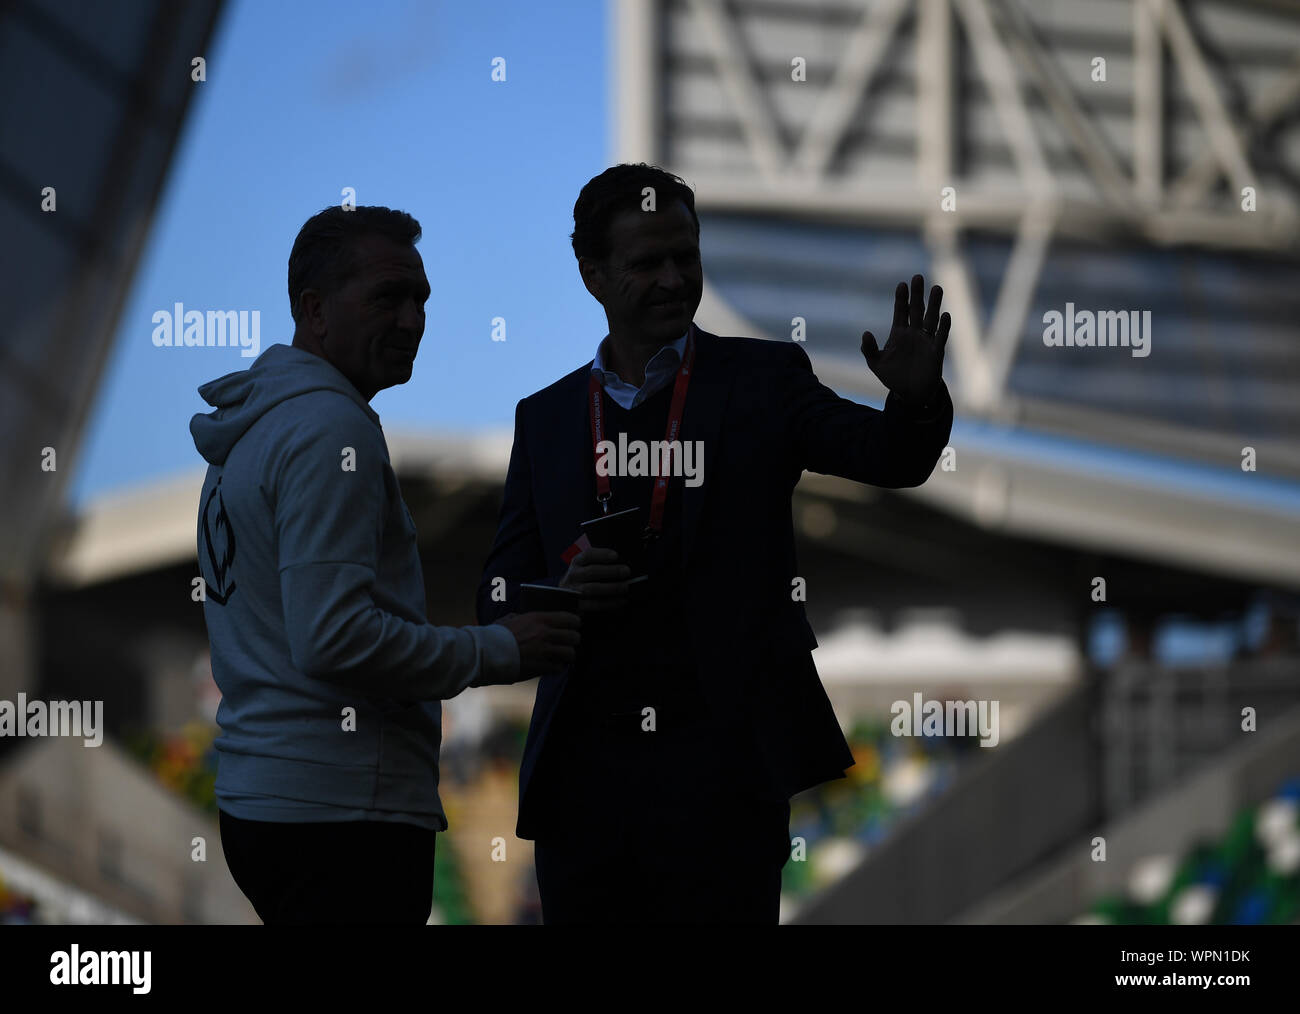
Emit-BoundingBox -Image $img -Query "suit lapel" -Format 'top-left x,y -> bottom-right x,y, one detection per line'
540,365 -> 597,575
680,325 -> 732,564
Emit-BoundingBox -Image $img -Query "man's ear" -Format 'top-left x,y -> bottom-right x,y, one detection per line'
578,257 -> 605,304
299,288 -> 328,339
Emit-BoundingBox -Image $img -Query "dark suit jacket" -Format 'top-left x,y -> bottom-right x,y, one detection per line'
476,326 -> 954,840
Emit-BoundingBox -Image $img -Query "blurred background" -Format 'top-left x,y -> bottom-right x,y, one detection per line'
0,0 -> 1298,925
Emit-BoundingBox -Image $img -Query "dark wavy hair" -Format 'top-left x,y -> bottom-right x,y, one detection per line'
287,205 -> 422,323
570,163 -> 699,263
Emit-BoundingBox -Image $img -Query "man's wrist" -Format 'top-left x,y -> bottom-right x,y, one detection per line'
891,384 -> 940,418
474,622 -> 521,686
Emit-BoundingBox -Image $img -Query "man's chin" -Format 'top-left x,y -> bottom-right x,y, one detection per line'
377,364 -> 413,391
643,313 -> 691,341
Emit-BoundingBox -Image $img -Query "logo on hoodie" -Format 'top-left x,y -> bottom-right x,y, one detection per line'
201,478 -> 238,605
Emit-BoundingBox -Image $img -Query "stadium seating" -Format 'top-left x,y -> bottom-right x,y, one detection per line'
1079,777 -> 1300,925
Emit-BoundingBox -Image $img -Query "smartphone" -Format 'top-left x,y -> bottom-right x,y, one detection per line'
519,583 -> 582,614
579,506 -> 648,580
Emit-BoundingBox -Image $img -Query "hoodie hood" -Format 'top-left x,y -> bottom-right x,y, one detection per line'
190,343 -> 381,466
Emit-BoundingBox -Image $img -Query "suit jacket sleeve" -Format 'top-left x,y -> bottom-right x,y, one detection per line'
476,399 -> 554,626
783,341 -> 953,488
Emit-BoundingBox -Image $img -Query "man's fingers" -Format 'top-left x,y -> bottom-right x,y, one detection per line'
937,311 -> 951,346
861,330 -> 880,363
893,282 -> 909,330
910,274 -> 925,329
923,284 -> 943,334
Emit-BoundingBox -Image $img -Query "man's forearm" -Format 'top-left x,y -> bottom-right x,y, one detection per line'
878,380 -> 954,485
284,563 -> 521,697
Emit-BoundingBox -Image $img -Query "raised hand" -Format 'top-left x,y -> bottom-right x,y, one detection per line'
861,273 -> 950,406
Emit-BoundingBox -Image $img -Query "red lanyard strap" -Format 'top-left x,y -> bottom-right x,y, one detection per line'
588,329 -> 696,535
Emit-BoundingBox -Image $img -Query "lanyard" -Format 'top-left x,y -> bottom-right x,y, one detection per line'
588,328 -> 696,536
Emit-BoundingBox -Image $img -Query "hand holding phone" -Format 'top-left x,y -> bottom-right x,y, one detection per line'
558,547 -> 632,614
579,506 -> 648,581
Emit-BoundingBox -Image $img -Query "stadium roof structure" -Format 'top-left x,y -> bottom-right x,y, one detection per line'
0,0 -> 226,593
45,428 -> 514,589
611,0 -> 1300,584
44,420 -> 1300,592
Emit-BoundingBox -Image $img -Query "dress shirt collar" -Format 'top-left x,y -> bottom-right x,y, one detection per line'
592,330 -> 689,382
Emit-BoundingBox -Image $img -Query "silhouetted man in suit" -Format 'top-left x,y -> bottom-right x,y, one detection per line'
477,164 -> 953,924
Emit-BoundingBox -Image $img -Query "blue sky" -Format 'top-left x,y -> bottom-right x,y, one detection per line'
69,0 -> 610,508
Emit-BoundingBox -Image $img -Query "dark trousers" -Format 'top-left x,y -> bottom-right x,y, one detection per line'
218,809 -> 436,925
530,716 -> 792,925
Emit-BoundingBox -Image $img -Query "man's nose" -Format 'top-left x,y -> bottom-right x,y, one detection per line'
396,296 -> 424,335
655,257 -> 685,291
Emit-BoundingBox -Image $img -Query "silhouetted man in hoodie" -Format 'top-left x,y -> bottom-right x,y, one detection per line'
190,206 -> 579,924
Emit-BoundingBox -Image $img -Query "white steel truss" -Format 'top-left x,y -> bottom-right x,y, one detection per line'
616,0 -> 1300,413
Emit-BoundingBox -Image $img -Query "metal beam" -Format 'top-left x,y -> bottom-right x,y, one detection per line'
982,199 -> 1056,407
792,0 -> 910,180
953,0 -> 1052,195
1161,0 -> 1257,200
927,216 -> 992,409
687,0 -> 787,184
613,0 -> 660,162
998,0 -> 1137,213
691,176 -> 1298,252
1170,54 -> 1300,210
917,0 -> 954,201
1134,0 -> 1165,206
